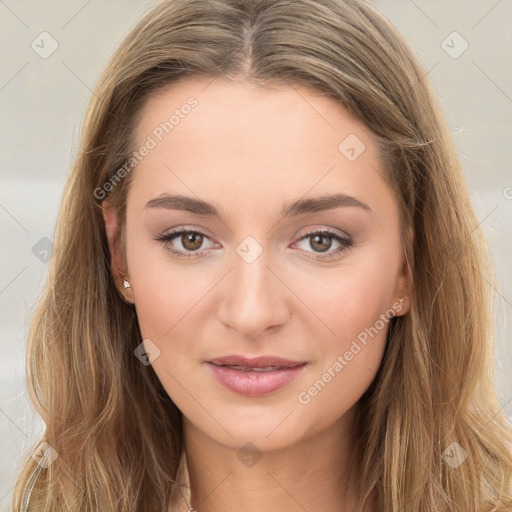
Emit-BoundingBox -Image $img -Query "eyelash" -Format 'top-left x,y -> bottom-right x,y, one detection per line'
154,228 -> 353,261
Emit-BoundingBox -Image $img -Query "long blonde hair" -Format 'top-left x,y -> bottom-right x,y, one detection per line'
12,0 -> 512,510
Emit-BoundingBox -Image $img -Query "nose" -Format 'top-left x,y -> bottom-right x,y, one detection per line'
217,242 -> 290,340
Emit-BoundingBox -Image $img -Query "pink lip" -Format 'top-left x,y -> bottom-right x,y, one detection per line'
206,360 -> 308,397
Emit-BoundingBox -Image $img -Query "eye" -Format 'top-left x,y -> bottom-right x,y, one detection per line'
293,229 -> 353,261
154,228 -> 216,259
154,227 -> 353,261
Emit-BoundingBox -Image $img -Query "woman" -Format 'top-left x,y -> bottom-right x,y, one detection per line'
12,0 -> 512,510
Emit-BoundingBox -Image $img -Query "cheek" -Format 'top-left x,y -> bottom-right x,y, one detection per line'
128,254 -> 208,404
126,237 -> 209,340
297,250 -> 397,347
291,251 -> 397,412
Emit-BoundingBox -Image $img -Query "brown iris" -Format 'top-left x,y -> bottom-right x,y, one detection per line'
309,233 -> 332,253
181,232 -> 204,251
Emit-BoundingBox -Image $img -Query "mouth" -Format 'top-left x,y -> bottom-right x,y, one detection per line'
206,358 -> 308,397
207,354 -> 307,369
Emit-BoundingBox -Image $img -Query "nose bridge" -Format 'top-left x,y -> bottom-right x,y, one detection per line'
218,235 -> 289,337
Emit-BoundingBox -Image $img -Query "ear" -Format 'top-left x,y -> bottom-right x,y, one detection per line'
102,200 -> 133,303
394,227 -> 413,316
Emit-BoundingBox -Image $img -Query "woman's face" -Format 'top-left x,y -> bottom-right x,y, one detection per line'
106,76 -> 410,451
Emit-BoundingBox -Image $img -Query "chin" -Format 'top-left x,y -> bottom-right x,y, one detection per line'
195,406 -> 310,451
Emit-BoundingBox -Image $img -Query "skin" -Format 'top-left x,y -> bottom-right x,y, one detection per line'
103,76 -> 411,512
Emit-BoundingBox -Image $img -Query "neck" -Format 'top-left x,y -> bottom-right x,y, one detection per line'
175,405 -> 372,512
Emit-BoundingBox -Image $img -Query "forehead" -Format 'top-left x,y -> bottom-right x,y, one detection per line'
132,76 -> 377,162
128,76 -> 394,222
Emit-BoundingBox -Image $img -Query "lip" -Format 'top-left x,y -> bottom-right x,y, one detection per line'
206,355 -> 308,397
207,355 -> 306,368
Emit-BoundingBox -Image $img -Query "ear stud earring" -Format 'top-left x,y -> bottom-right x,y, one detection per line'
392,297 -> 407,318
122,280 -> 131,288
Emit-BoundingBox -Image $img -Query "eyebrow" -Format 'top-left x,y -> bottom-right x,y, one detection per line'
144,193 -> 372,219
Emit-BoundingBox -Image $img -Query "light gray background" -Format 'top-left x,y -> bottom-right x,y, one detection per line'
1,0 -> 511,507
